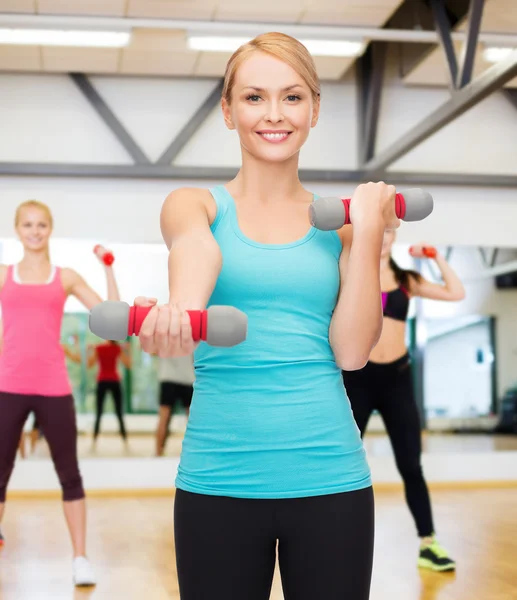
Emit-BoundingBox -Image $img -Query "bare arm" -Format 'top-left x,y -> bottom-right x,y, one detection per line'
161,188 -> 221,309
329,222 -> 384,371
62,335 -> 82,363
62,344 -> 81,363
120,344 -> 132,369
65,263 -> 120,311
104,266 -> 121,303
410,251 -> 466,301
329,182 -> 399,371
138,188 -> 222,357
86,345 -> 97,369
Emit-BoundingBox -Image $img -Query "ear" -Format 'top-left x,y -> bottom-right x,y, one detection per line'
311,94 -> 320,128
221,97 -> 235,130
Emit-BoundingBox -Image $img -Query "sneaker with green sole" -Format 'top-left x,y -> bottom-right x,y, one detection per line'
418,539 -> 456,572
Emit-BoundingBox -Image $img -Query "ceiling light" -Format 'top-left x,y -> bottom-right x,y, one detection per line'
302,39 -> 364,57
188,36 -> 250,52
187,35 -> 364,57
0,28 -> 131,48
482,46 -> 516,63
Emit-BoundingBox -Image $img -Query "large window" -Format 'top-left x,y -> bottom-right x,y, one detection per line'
422,316 -> 496,418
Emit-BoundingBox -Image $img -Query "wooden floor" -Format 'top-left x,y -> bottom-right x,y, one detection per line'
20,431 -> 517,461
1,488 -> 516,600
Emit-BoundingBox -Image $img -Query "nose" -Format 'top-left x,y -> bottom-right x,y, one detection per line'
265,100 -> 284,124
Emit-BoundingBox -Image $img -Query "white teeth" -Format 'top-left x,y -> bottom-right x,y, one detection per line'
261,133 -> 288,140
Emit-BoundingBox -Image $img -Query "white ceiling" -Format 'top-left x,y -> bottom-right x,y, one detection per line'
0,0 -> 403,78
1,0 -> 516,86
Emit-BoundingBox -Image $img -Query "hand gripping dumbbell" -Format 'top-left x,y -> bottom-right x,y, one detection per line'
89,301 -> 248,347
409,245 -> 437,259
94,244 -> 115,266
308,189 -> 434,231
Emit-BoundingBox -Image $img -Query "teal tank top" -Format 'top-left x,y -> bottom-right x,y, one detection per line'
175,185 -> 371,499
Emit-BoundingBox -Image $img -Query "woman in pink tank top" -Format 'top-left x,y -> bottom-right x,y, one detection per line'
0,200 -> 121,587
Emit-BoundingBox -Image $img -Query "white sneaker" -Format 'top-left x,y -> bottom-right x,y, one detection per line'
73,556 -> 97,586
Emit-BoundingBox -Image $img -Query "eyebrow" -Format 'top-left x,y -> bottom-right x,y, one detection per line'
242,84 -> 304,92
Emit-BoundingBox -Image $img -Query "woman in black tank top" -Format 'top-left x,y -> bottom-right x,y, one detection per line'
343,230 -> 465,573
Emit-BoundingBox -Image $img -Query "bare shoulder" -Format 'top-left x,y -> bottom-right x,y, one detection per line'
161,186 -> 217,224
60,267 -> 84,293
0,264 -> 7,289
160,187 -> 217,248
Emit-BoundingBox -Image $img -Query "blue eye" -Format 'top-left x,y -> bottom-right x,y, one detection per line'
286,94 -> 301,101
246,94 -> 261,102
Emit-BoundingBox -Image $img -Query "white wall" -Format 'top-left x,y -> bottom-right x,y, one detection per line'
380,84 -> 517,175
3,73 -> 517,173
2,176 -> 517,248
0,73 -> 517,247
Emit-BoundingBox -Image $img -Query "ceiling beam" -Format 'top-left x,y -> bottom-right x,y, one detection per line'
1,162 -> 517,188
504,88 -> 517,111
429,0 -> 458,88
357,42 -> 387,165
456,0 -> 486,88
69,73 -> 151,165
157,79 -> 224,166
362,49 -> 517,174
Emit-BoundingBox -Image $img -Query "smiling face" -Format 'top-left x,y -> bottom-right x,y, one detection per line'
222,51 -> 319,164
15,204 -> 53,252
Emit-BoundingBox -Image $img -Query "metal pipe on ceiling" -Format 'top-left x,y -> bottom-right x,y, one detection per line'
1,13 -> 517,47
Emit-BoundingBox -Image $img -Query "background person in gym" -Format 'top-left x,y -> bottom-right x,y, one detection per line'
343,232 -> 465,572
133,32 -> 407,600
86,339 -> 131,445
17,338 -> 84,459
0,199 -> 121,585
155,355 -> 194,457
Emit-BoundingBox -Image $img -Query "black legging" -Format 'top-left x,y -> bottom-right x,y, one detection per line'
0,392 -> 84,502
342,353 -> 434,538
93,380 -> 127,440
174,486 -> 374,600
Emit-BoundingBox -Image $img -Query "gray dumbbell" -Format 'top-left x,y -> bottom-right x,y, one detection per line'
309,188 -> 434,231
89,301 -> 248,347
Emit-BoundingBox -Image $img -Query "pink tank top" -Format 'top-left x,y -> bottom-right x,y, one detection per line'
0,264 -> 71,396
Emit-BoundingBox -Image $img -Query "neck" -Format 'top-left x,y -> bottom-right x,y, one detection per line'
229,149 -> 305,203
380,254 -> 391,271
20,248 -> 50,267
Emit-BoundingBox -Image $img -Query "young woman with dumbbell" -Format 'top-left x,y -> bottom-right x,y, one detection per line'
118,32 -> 406,600
342,232 -> 465,572
87,34 -> 435,599
0,200 -> 120,585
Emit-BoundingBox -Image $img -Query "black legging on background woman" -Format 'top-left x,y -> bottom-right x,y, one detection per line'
343,354 -> 434,537
86,341 -> 131,441
343,234 -> 465,573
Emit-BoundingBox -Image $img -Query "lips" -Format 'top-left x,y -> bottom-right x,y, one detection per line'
256,131 -> 292,143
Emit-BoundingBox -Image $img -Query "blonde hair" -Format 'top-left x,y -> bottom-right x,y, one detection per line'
222,32 -> 321,104
15,200 -> 53,229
